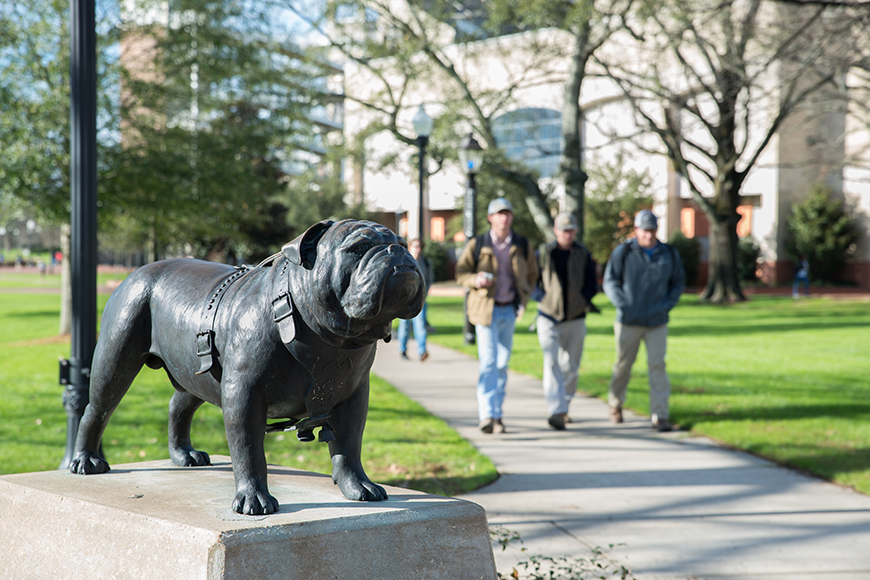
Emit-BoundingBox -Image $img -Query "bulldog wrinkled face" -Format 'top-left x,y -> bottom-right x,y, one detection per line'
331,221 -> 424,320
293,220 -> 425,345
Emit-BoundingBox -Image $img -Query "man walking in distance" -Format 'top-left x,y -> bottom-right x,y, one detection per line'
456,198 -> 538,434
535,213 -> 598,431
397,238 -> 433,361
603,209 -> 685,432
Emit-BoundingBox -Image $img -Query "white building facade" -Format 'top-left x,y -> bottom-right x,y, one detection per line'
340,12 -> 870,287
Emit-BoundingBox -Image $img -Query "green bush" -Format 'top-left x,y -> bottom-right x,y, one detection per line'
737,237 -> 762,283
422,240 -> 450,282
786,184 -> 860,283
667,231 -> 701,287
584,150 -> 654,265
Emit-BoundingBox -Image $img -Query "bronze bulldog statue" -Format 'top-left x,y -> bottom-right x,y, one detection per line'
69,219 -> 426,515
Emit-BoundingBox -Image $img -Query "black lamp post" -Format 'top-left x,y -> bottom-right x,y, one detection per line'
59,0 -> 98,469
412,105 -> 433,240
458,133 -> 484,345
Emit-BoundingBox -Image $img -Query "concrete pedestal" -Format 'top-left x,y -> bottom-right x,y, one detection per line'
0,456 -> 496,580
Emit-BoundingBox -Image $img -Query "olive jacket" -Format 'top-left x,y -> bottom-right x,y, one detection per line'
535,241 -> 597,323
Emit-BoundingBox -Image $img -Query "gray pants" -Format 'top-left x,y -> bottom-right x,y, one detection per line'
608,322 -> 670,422
536,315 -> 587,416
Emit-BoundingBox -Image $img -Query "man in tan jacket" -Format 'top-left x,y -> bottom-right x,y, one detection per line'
455,198 -> 538,434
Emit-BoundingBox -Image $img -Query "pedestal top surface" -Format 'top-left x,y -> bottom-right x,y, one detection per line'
1,456 -> 474,534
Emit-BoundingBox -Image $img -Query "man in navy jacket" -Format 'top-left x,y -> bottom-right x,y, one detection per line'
603,209 -> 685,432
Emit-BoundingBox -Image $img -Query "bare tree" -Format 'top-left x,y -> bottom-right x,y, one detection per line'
595,0 -> 869,302
294,0 -> 631,242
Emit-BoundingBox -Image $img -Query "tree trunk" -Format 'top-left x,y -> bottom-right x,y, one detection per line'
524,184 -> 555,243
494,165 -> 555,243
59,223 -> 72,335
700,217 -> 746,303
561,26 -> 590,241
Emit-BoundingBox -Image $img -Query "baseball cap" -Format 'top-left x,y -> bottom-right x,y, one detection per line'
554,213 -> 578,231
634,209 -> 658,230
487,198 -> 514,215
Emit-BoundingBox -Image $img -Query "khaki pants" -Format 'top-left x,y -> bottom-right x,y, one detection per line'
536,316 -> 586,416
608,322 -> 670,422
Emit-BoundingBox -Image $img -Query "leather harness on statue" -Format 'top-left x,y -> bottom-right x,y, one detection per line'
194,256 -> 334,444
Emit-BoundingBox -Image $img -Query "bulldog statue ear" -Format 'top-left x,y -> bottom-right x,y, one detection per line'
282,220 -> 334,269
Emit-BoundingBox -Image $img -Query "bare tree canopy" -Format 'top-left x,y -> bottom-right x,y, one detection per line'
595,0 -> 870,302
292,0 -> 636,243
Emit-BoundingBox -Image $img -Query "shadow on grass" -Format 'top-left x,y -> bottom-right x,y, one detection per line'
670,318 -> 870,338
677,402 -> 870,434
384,473 -> 500,497
3,310 -> 61,319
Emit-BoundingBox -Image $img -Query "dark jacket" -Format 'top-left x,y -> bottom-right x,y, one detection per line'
536,241 -> 597,322
603,239 -> 685,327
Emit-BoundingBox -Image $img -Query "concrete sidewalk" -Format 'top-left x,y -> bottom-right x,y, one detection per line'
371,339 -> 870,580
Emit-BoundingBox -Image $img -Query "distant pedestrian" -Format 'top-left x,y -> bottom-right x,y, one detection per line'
398,238 -> 433,362
793,255 -> 810,298
534,213 -> 597,431
603,209 -> 685,432
456,198 -> 538,434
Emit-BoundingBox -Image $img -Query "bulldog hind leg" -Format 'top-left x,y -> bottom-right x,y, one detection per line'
167,386 -> 211,467
70,331 -> 150,475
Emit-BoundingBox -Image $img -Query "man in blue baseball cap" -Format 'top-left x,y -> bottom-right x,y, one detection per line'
603,209 -> 685,432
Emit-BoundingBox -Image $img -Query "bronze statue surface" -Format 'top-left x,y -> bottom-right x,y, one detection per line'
69,219 -> 425,515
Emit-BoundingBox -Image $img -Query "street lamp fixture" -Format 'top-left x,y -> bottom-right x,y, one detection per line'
458,132 -> 484,345
458,133 -> 483,242
412,105 -> 433,241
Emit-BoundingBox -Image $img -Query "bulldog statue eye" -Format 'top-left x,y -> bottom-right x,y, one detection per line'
343,240 -> 375,257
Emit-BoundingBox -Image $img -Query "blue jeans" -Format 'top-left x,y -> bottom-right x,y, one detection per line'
475,304 -> 516,421
397,303 -> 428,357
793,274 -> 809,296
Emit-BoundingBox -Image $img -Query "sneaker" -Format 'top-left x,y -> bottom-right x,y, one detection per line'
547,414 -> 566,431
652,418 -> 673,432
493,419 -> 506,434
479,419 -> 495,434
400,351 -> 409,360
609,406 -> 623,424
420,352 -> 429,362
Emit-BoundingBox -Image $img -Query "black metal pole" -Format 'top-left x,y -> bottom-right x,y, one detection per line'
463,172 -> 477,345
417,136 -> 428,241
60,0 -> 98,470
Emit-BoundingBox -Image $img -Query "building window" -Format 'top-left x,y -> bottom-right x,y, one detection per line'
492,108 -> 561,178
736,206 -> 752,237
430,217 -> 445,242
681,207 -> 695,238
681,205 -> 753,238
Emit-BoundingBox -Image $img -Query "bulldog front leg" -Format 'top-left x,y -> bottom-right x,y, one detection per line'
328,379 -> 388,501
222,384 -> 279,515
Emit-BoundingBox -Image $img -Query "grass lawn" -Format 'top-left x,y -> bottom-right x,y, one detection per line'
0,288 -> 497,497
4,264 -> 870,498
424,290 -> 870,496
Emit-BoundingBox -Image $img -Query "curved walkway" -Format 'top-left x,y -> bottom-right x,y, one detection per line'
372,339 -> 870,580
